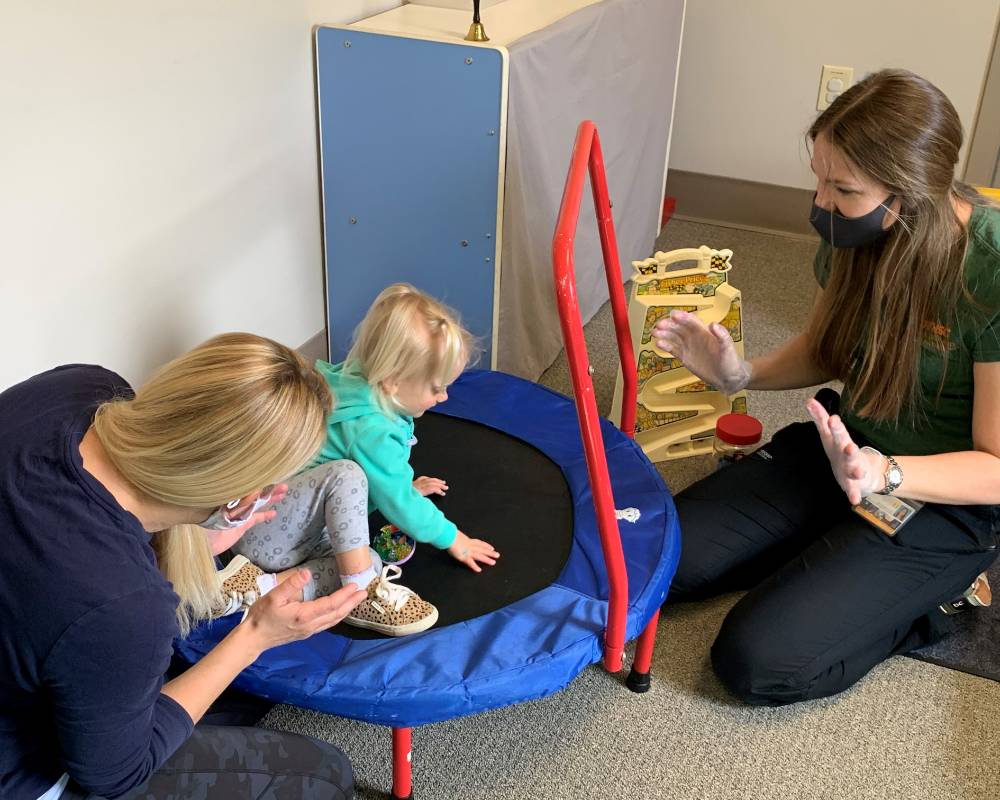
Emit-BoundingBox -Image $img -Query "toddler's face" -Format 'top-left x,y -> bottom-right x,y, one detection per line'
392,377 -> 452,417
389,362 -> 465,418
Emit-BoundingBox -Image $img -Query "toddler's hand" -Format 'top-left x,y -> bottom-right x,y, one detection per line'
413,476 -> 448,497
448,530 -> 499,573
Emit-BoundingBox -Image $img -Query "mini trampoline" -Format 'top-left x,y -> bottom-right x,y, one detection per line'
175,121 -> 682,799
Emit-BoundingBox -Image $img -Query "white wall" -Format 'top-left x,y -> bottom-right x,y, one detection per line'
0,0 -> 401,389
669,0 -> 1000,189
6,1 -> 999,391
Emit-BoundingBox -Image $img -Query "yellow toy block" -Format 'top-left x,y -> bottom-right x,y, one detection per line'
611,245 -> 748,462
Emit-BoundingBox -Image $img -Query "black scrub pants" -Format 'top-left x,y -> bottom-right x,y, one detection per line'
669,418 -> 999,706
61,664 -> 353,799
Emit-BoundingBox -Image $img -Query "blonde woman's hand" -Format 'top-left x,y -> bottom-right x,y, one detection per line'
447,530 -> 499,573
204,483 -> 289,556
413,476 -> 449,496
806,399 -> 884,505
240,569 -> 367,653
238,483 -> 288,532
651,310 -> 751,395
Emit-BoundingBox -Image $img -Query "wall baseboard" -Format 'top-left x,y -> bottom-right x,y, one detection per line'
664,170 -> 818,238
298,330 -> 328,363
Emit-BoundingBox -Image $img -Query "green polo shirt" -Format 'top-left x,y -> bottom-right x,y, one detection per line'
813,203 -> 1000,455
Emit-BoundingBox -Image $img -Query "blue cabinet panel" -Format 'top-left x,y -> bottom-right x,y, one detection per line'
316,27 -> 504,365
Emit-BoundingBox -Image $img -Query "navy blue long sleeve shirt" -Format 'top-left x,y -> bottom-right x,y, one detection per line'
0,365 -> 193,799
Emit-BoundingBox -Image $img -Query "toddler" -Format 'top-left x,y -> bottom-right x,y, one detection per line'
221,284 -> 499,636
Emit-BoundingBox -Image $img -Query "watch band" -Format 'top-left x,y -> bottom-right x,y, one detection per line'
876,453 -> 903,496
861,446 -> 904,496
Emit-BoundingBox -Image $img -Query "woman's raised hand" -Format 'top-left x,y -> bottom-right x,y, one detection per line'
650,310 -> 751,395
204,483 -> 290,556
806,399 -> 884,505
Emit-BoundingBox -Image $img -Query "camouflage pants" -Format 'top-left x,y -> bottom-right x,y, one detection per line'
60,725 -> 354,800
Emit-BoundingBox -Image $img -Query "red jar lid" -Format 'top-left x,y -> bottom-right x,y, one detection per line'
715,413 -> 763,446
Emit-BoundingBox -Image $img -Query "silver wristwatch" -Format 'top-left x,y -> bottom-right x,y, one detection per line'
876,453 -> 904,496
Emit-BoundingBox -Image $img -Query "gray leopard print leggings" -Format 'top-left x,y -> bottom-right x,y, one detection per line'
230,460 -> 371,601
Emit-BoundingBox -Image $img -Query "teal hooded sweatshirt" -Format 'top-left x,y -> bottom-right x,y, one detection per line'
314,360 -> 458,550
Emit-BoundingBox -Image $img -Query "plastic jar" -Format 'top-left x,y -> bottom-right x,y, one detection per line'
713,413 -> 763,466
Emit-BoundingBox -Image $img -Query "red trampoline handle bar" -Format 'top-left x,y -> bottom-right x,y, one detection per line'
552,121 -> 637,672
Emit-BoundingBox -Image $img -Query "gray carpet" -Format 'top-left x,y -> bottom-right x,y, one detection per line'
264,219 -> 1000,799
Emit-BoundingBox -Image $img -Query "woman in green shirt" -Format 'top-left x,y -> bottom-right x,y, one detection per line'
652,69 -> 1000,705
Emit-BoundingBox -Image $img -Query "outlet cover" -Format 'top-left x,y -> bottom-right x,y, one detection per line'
817,65 -> 854,111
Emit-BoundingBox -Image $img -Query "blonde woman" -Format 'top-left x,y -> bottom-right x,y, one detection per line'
653,69 -> 1000,705
246,283 -> 501,637
0,333 -> 366,800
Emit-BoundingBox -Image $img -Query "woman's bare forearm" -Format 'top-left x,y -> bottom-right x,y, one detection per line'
746,333 -> 833,391
161,624 -> 262,724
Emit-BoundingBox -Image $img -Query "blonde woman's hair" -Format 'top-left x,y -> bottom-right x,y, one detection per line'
345,283 -> 478,412
92,332 -> 333,635
806,69 -> 998,423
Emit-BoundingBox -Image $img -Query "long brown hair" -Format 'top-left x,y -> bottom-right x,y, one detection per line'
806,69 -> 994,423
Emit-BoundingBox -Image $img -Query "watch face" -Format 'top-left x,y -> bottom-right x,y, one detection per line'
887,467 -> 903,485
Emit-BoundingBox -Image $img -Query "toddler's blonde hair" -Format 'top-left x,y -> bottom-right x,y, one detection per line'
345,283 -> 477,411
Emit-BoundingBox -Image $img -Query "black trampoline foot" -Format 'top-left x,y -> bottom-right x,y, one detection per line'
626,668 -> 651,693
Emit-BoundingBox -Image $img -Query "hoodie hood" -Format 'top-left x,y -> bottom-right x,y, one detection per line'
316,360 -> 385,424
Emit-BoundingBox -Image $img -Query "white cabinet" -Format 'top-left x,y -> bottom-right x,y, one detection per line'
317,0 -> 685,376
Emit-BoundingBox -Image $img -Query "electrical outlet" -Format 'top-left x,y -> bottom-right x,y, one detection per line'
817,65 -> 854,111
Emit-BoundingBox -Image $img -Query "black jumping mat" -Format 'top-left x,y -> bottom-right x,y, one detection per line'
906,557 -> 1000,682
328,411 -> 575,640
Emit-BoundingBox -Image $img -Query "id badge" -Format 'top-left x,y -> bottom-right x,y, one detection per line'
853,494 -> 924,536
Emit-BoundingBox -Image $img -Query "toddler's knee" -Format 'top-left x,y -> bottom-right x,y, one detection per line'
317,459 -> 368,492
710,614 -> 812,707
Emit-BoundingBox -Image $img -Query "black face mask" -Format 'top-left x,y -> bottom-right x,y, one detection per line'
809,193 -> 895,248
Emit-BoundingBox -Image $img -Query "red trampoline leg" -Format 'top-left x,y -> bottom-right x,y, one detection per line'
626,610 -> 659,693
392,727 -> 413,799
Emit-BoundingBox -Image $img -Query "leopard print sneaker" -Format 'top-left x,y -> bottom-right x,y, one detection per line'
345,565 -> 438,636
213,555 -> 266,617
